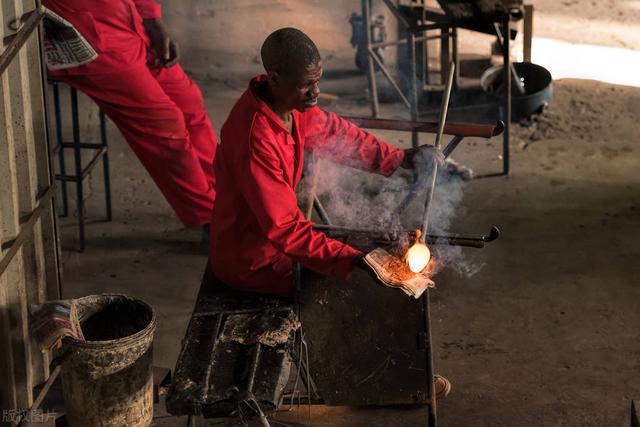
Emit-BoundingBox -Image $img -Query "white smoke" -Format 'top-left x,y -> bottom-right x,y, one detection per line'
312,159 -> 485,279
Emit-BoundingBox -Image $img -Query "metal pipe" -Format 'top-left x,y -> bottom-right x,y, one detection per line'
367,47 -> 411,109
420,62 -> 455,241
311,224 -> 500,248
493,22 -> 525,96
501,17 -> 512,175
409,33 -> 419,148
70,88 -> 85,252
52,82 -> 69,217
442,135 -> 463,158
423,290 -> 437,427
313,197 -> 332,225
344,116 -> 503,138
362,0 -> 379,117
99,110 -> 112,221
16,365 -> 61,427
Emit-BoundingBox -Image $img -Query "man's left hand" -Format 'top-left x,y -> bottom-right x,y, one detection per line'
401,145 -> 445,169
143,18 -> 180,67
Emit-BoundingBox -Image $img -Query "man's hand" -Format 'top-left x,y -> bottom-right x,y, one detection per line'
401,145 -> 445,170
143,18 -> 180,67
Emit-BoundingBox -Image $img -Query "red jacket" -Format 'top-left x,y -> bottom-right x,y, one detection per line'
43,0 -> 161,75
210,76 -> 405,296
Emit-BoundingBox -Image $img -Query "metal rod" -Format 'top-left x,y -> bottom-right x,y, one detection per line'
451,27 -> 459,88
442,135 -> 464,158
16,365 -> 61,427
343,117 -> 503,139
100,110 -> 112,221
420,62 -> 455,240
362,0 -> 379,117
370,35 -> 431,49
60,142 -> 103,149
0,186 -> 55,279
52,82 -> 69,217
523,5 -> 534,63
501,17 -> 511,175
312,224 -> 500,247
0,6 -> 45,75
313,197 -> 332,225
380,0 -> 411,29
305,156 -> 320,220
409,33 -> 419,148
423,290 -> 437,427
368,47 -> 411,109
70,87 -> 85,252
493,22 -> 525,96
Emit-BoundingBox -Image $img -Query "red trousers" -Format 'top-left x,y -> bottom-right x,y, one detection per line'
56,64 -> 217,227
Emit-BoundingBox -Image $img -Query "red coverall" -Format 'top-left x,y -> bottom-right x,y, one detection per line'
43,0 -> 217,227
210,76 -> 405,296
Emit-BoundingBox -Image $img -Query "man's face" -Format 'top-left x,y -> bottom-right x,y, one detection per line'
271,61 -> 323,112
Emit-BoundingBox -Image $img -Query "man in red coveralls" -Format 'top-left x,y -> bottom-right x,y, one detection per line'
210,27 -> 450,397
210,27 -> 447,295
43,0 -> 217,229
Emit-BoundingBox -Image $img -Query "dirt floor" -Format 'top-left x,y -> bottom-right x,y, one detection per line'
55,3 -> 640,426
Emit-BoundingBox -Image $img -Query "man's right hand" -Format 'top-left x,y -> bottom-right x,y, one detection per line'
401,144 -> 445,170
143,18 -> 180,67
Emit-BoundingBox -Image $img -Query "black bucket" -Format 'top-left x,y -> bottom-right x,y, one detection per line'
61,294 -> 156,427
481,61 -> 553,121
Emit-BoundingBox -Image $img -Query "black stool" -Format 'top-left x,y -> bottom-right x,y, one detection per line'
50,81 -> 112,252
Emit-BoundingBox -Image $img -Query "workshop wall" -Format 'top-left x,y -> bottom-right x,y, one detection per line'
0,0 -> 61,418
158,0 -> 396,76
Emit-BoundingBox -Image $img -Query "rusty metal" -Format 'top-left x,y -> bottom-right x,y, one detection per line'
0,6 -> 45,75
344,116 -> 504,138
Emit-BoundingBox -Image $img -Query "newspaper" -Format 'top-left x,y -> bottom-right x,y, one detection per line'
364,248 -> 435,299
42,7 -> 97,70
30,299 -> 83,351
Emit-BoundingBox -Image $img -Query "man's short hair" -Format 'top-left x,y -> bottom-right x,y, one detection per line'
260,28 -> 321,75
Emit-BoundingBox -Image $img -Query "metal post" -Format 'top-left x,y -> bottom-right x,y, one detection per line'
502,16 -> 511,175
423,290 -> 436,427
52,82 -> 68,217
409,33 -> 419,148
70,87 -> 85,252
99,110 -> 112,221
523,5 -> 533,63
362,0 -> 379,117
451,27 -> 459,88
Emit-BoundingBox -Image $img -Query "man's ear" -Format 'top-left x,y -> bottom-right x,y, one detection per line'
266,71 -> 281,88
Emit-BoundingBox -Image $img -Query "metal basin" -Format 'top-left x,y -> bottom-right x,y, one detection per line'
481,61 -> 553,121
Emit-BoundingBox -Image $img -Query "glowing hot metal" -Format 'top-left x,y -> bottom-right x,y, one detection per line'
405,230 -> 431,273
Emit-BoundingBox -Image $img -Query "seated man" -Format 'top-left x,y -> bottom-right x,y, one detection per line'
209,27 -> 443,295
210,27 -> 450,397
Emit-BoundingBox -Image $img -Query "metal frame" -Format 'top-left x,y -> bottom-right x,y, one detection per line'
1,0 -> 62,416
359,0 -> 521,176
51,82 -> 112,252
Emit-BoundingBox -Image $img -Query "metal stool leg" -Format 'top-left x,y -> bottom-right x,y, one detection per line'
70,87 -> 85,252
99,110 -> 112,221
52,82 -> 69,217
